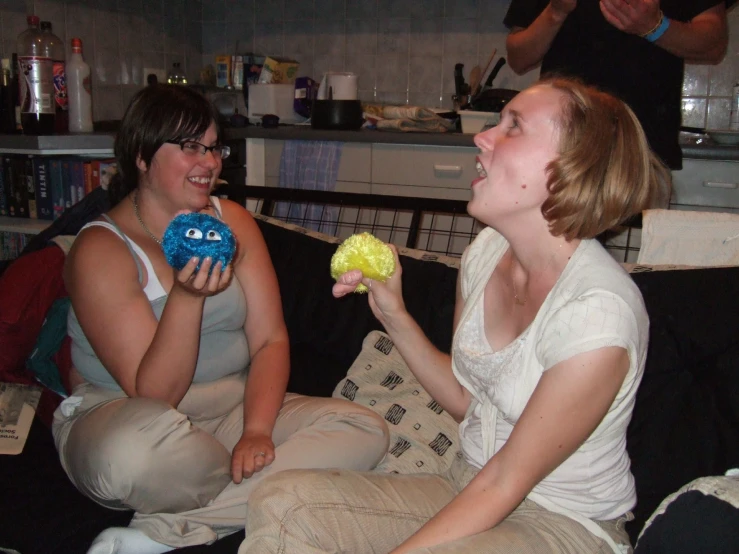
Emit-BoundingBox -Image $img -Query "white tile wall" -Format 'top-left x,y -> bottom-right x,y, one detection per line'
0,1 -> 736,123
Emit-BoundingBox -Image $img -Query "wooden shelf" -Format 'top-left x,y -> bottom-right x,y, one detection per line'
0,216 -> 49,235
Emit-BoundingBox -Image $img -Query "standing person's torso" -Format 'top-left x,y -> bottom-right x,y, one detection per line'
505,0 -> 722,170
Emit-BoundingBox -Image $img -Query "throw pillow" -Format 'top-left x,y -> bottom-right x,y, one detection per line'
332,330 -> 460,475
635,474 -> 739,553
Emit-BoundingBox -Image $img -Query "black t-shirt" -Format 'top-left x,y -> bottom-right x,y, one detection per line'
504,0 -> 726,170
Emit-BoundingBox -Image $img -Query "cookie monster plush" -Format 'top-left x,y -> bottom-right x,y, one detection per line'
162,212 -> 236,273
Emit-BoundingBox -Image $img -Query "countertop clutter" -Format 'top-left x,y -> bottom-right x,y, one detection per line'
223,126 -> 739,162
0,128 -> 736,161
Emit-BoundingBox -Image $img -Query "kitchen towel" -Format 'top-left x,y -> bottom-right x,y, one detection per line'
363,104 -> 456,133
275,140 -> 342,233
637,209 -> 739,266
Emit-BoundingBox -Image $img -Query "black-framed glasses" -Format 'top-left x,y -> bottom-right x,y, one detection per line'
166,139 -> 231,160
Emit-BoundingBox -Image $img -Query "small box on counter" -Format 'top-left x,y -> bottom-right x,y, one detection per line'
257,56 -> 299,85
244,53 -> 266,87
215,55 -> 231,87
231,55 -> 244,90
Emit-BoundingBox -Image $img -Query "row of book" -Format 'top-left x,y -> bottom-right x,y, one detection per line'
0,231 -> 32,260
0,155 -> 118,221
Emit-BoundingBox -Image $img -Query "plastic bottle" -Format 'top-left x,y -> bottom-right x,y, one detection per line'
17,15 -> 55,135
730,80 -> 739,131
40,21 -> 68,133
67,38 -> 93,133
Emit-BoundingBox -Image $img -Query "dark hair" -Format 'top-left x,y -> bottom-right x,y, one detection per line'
108,84 -> 221,207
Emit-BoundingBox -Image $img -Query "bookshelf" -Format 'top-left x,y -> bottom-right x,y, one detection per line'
0,216 -> 48,234
0,133 -> 115,239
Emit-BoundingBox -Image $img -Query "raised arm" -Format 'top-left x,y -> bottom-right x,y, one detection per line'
65,226 -> 231,406
392,345 -> 630,552
506,1 -> 577,75
222,200 -> 290,483
333,247 -> 471,421
599,0 -> 728,64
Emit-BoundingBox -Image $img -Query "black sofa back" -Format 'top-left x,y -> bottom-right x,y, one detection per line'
256,217 -> 739,544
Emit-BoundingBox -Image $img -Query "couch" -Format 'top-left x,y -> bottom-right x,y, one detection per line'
1,188 -> 737,554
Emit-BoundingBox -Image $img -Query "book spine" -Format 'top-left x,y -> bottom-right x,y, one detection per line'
25,157 -> 37,219
48,158 -> 66,219
33,157 -> 54,220
62,159 -> 75,207
83,160 -> 93,196
71,159 -> 85,202
9,157 -> 28,218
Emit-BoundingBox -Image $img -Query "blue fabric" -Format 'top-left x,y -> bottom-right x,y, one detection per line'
162,212 -> 236,272
27,297 -> 70,397
275,140 -> 342,233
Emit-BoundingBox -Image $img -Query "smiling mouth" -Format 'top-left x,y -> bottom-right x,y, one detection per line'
475,159 -> 488,179
188,176 -> 212,186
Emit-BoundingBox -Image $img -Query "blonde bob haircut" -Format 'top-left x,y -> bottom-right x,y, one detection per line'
540,77 -> 671,240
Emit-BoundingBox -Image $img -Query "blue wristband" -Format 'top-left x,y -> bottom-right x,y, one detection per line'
644,15 -> 670,43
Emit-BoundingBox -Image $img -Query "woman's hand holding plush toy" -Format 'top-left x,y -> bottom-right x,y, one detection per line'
172,255 -> 233,299
333,244 -> 407,330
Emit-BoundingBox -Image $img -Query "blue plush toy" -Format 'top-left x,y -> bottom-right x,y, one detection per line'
162,212 -> 236,273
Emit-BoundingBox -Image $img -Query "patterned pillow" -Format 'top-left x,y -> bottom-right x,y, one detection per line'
332,330 -> 460,475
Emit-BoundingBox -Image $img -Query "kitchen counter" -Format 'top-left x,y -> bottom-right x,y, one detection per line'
224,125 -> 739,162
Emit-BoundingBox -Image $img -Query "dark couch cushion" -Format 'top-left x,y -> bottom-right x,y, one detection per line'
626,267 -> 739,542
255,216 -> 459,399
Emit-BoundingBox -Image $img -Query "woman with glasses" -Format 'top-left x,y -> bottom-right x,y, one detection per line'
52,84 -> 389,554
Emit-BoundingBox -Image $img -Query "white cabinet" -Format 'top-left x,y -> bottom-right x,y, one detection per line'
261,139 -> 477,201
671,160 -> 739,213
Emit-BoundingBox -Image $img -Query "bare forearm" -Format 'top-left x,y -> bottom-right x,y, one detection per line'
383,311 -> 470,421
242,340 -> 290,436
393,475 -> 521,553
135,288 -> 205,405
654,19 -> 727,64
507,5 -> 569,74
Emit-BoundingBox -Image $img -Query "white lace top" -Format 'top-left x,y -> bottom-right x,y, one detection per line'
452,227 -> 649,538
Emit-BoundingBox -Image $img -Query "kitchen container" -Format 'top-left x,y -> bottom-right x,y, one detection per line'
459,110 -> 500,134
311,99 -> 364,130
247,83 -> 302,124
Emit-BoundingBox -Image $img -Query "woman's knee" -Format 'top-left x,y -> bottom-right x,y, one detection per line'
333,399 -> 390,451
64,397 -> 232,511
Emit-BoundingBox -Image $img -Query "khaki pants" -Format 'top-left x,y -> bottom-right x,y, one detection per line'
52,372 -> 389,548
239,455 -> 632,554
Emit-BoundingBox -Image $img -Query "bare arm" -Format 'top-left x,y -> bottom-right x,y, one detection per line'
600,0 -> 728,64
222,200 -> 290,483
333,247 -> 471,421
506,0 -> 577,75
65,227 -> 230,406
392,346 -> 630,552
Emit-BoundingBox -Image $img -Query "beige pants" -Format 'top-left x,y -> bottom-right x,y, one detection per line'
239,455 -> 632,554
52,372 -> 390,548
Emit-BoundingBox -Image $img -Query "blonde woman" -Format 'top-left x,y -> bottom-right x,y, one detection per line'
239,78 -> 670,554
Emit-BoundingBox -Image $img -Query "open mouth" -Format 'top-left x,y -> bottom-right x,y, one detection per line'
475,159 -> 488,179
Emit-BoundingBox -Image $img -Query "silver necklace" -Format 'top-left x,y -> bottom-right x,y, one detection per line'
132,191 -> 162,246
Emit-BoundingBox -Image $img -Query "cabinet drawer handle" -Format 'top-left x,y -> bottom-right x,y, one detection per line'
434,164 -> 463,175
703,181 -> 738,189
